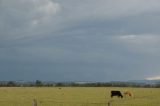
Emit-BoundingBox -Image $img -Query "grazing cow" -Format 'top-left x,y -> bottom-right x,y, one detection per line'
124,91 -> 132,97
111,91 -> 123,98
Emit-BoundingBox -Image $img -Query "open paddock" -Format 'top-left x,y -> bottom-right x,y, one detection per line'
0,87 -> 159,106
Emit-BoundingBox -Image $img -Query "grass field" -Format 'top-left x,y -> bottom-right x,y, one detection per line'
0,87 -> 159,106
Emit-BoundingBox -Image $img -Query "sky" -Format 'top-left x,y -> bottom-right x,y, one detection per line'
1,0 -> 160,81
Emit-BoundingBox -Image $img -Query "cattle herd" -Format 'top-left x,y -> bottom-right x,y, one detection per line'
111,90 -> 132,98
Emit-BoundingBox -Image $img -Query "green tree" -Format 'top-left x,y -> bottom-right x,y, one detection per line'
35,80 -> 43,87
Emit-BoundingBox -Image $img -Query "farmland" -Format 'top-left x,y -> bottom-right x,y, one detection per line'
0,87 -> 159,106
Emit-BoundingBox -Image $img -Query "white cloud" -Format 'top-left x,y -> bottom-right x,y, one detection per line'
146,76 -> 160,80
116,34 -> 160,54
30,0 -> 61,26
118,34 -> 160,44
0,0 -> 61,40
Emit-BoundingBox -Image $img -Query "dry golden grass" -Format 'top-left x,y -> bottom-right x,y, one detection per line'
0,87 -> 159,106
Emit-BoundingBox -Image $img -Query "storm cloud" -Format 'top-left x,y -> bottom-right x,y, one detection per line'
1,0 -> 160,81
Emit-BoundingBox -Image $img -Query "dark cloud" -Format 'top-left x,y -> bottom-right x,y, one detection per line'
1,0 -> 160,81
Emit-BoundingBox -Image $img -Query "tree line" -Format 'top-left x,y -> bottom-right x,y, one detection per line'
0,80 -> 160,88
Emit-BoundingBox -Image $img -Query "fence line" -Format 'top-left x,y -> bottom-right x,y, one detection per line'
0,98 -> 153,106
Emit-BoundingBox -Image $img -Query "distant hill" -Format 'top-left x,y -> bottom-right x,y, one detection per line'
128,79 -> 160,85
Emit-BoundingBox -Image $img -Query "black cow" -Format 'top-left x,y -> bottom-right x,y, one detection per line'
111,91 -> 123,98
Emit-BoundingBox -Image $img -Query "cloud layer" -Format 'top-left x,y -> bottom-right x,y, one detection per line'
0,0 -> 61,40
1,0 -> 160,81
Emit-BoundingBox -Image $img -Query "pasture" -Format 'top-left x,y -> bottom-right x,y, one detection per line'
0,87 -> 159,106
